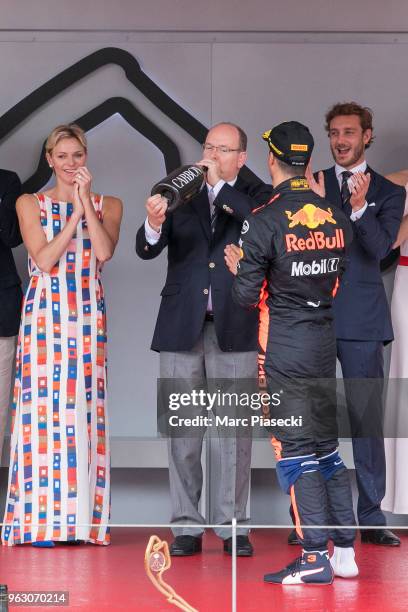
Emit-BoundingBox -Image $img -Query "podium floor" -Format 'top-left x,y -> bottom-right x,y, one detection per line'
0,527 -> 406,610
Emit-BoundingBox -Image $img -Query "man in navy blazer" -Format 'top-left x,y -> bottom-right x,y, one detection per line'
305,102 -> 405,546
0,169 -> 22,460
136,122 -> 272,557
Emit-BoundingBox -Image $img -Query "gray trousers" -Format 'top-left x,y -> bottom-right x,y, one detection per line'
161,322 -> 257,539
0,336 -> 16,459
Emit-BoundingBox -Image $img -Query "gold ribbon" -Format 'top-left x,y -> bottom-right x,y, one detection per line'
144,535 -> 198,612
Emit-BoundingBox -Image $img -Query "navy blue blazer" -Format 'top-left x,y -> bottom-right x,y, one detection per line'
136,173 -> 273,352
322,166 -> 405,343
0,169 -> 22,337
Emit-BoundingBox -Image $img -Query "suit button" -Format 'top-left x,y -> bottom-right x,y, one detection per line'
203,288 -> 209,295
144,245 -> 149,251
209,262 -> 215,269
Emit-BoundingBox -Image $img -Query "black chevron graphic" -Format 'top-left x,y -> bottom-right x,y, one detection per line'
0,46 -> 397,270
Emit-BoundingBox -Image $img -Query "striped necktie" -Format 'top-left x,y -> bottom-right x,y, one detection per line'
341,171 -> 353,207
209,188 -> 217,233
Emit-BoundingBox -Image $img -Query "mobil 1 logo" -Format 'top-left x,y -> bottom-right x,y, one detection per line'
291,257 -> 339,277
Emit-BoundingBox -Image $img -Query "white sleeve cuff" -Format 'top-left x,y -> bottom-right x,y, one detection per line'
144,217 -> 161,244
350,201 -> 368,221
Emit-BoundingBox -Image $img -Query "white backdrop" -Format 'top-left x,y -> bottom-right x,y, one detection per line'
0,39 -> 404,436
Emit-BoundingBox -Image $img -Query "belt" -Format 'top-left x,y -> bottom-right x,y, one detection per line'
399,255 -> 408,266
205,312 -> 214,322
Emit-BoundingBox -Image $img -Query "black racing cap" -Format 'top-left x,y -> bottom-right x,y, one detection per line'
262,121 -> 314,167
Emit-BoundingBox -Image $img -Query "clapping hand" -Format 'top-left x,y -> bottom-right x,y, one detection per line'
224,243 -> 242,276
349,171 -> 371,212
305,162 -> 325,198
72,183 -> 85,219
73,166 -> 92,202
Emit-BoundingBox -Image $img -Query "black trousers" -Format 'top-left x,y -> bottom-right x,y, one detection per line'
337,339 -> 386,526
265,320 -> 356,549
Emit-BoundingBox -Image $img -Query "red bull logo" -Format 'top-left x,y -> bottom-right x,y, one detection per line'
285,229 -> 345,252
285,204 -> 336,229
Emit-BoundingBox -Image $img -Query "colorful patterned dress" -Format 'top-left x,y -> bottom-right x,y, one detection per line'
2,193 -> 110,546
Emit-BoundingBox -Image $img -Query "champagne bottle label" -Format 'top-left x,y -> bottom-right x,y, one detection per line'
151,165 -> 206,212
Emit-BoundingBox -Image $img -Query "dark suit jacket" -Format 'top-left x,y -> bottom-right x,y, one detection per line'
322,166 -> 405,342
0,170 -> 22,337
136,172 -> 273,352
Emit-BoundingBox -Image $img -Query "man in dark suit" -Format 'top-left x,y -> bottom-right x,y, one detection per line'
136,122 -> 272,556
303,102 -> 405,546
0,169 -> 22,460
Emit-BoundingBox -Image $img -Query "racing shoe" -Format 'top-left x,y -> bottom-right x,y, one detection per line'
330,546 -> 359,578
264,550 -> 333,585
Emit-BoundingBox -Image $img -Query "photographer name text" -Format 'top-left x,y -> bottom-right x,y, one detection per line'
168,415 -> 302,428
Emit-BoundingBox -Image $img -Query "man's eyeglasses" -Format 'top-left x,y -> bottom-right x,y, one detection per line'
202,144 -> 242,154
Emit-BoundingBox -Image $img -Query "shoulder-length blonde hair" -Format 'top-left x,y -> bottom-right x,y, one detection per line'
45,124 -> 87,155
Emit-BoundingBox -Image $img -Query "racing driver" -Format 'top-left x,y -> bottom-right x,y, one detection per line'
231,121 -> 358,585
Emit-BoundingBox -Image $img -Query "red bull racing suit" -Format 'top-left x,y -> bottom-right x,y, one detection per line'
232,177 -> 356,551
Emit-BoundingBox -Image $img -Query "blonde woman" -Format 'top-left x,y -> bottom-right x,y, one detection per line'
2,125 -> 122,546
383,169 -> 408,515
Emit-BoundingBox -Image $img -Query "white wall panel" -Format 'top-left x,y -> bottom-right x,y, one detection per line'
0,26 -> 405,522
2,0 -> 408,32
